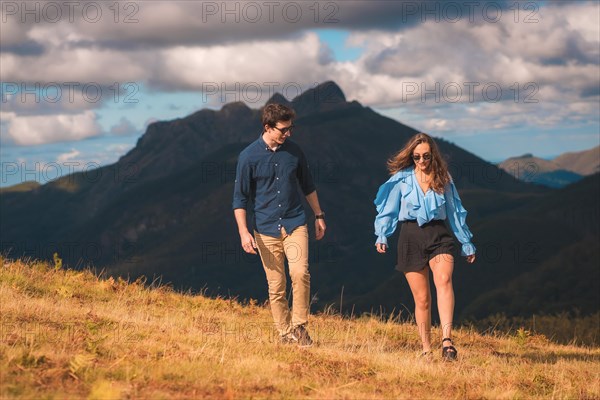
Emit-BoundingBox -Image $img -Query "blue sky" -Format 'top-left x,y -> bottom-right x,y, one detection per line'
317,30 -> 364,62
1,0 -> 599,187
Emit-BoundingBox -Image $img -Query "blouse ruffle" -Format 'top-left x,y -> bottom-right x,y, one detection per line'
373,169 -> 410,246
444,178 -> 475,256
374,167 -> 475,256
404,175 -> 446,226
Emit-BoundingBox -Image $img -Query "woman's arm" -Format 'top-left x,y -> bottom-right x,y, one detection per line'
374,178 -> 403,247
444,180 -> 476,257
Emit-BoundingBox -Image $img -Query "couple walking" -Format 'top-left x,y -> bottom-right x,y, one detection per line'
232,103 -> 476,360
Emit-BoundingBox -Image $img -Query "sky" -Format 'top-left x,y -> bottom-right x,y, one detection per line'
1,0 -> 599,187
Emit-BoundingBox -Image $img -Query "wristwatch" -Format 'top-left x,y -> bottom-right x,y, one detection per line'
315,212 -> 325,220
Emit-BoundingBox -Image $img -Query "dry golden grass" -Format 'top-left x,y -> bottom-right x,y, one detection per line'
1,256 -> 599,399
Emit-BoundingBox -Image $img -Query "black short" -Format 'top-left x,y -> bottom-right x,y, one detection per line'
396,220 -> 455,273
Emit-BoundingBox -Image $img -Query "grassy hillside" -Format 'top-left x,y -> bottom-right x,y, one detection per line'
0,181 -> 41,193
1,257 -> 599,399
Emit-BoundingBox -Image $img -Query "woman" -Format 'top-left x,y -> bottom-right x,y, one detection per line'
374,133 -> 476,361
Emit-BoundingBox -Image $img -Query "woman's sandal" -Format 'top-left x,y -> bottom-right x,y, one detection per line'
442,338 -> 458,361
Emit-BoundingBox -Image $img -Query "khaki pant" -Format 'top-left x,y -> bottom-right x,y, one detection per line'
254,225 -> 310,336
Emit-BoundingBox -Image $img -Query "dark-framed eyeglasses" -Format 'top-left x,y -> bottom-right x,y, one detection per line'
412,153 -> 431,161
273,124 -> 295,134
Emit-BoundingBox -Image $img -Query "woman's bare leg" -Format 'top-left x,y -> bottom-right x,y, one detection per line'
429,253 -> 455,345
404,267 -> 432,352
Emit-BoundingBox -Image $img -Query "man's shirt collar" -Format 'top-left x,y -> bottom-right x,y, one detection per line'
258,133 -> 283,152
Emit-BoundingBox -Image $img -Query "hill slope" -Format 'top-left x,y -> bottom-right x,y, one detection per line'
1,257 -> 599,399
498,146 -> 600,188
554,146 -> 600,176
463,238 -> 600,319
1,81 -> 547,317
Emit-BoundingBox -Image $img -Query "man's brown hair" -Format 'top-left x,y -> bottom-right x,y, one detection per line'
262,103 -> 296,128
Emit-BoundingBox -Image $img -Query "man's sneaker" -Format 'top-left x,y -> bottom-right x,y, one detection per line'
292,324 -> 313,347
280,332 -> 298,345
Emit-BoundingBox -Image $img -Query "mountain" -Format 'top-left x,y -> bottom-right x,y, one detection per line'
0,181 -> 41,193
5,81 -> 587,325
498,146 -> 600,188
554,146 -> 600,176
460,173 -> 600,319
463,238 -> 599,319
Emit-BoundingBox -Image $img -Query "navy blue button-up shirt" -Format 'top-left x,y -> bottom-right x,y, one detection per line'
232,135 -> 316,237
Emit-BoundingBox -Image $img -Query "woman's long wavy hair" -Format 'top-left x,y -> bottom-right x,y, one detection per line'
387,133 -> 450,194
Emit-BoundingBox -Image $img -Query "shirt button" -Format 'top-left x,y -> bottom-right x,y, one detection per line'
278,204 -> 281,207
277,191 -> 280,194
276,177 -> 279,180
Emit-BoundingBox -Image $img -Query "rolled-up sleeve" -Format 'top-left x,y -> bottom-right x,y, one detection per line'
296,150 -> 316,196
232,155 -> 251,210
373,178 -> 402,246
444,180 -> 476,256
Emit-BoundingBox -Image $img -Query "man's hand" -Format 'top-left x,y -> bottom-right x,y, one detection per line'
376,243 -> 387,253
240,230 -> 258,254
466,254 -> 476,263
315,219 -> 326,240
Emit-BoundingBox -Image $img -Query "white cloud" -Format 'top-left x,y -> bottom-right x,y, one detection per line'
1,31 -> 333,109
1,47 -> 149,84
0,0 -> 597,150
156,33 -> 331,91
109,117 -> 137,136
339,1 -> 599,104
56,148 -> 81,163
321,1 -> 600,142
0,111 -> 17,120
3,2 -> 596,104
0,83 -> 105,116
1,1 -> 471,51
4,110 -> 102,145
106,143 -> 135,154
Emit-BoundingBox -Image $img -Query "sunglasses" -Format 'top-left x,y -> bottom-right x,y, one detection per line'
412,153 -> 431,161
273,124 -> 295,134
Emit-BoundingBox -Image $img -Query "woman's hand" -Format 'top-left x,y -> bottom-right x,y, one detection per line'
376,243 -> 387,253
466,254 -> 476,263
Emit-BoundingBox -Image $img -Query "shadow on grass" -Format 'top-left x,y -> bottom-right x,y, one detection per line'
519,351 -> 600,363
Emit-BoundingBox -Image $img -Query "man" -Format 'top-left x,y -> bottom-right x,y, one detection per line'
232,103 -> 326,347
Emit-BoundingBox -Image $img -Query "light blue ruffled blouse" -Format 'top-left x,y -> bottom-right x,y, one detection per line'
374,166 -> 476,256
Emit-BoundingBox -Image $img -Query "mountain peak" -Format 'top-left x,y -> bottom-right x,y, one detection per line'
265,93 -> 291,107
290,81 -> 348,117
217,101 -> 254,122
220,101 -> 251,114
294,81 -> 346,103
516,153 -> 534,159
